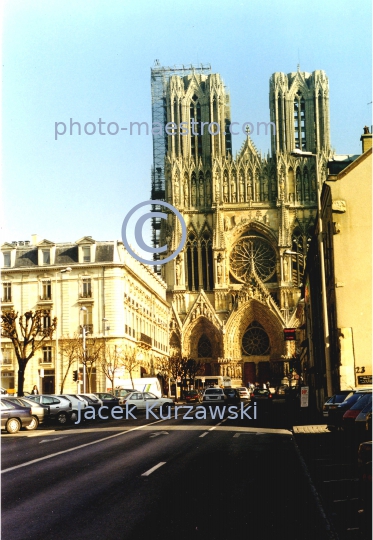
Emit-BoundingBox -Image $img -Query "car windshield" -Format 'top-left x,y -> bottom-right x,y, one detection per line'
205,389 -> 223,394
335,393 -> 353,403
341,393 -> 367,407
350,394 -> 372,410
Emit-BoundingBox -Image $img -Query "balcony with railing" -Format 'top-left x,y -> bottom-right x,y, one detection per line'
136,332 -> 152,349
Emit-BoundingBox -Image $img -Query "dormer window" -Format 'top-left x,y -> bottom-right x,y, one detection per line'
42,250 -> 50,264
82,246 -> 91,263
3,253 -> 11,268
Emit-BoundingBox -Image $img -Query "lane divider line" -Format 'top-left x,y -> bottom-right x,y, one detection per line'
199,432 -> 208,438
1,418 -> 166,474
141,462 -> 166,476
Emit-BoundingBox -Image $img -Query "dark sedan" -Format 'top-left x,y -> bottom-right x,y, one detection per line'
223,388 -> 241,405
184,390 -> 202,403
94,393 -> 120,409
323,391 -> 354,418
1,398 -> 34,433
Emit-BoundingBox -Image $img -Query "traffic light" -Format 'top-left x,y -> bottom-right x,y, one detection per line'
73,370 -> 78,382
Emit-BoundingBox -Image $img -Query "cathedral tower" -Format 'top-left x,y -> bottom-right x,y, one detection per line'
154,65 -> 331,386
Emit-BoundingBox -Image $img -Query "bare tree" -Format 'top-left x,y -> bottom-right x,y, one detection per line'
79,337 -> 104,392
121,347 -> 141,389
59,333 -> 80,393
168,355 -> 183,402
1,309 -> 57,397
101,345 -> 123,393
156,356 -> 173,397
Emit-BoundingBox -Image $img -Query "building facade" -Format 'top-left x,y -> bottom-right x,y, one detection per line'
154,66 -> 331,386
1,235 -> 170,394
303,129 -> 372,409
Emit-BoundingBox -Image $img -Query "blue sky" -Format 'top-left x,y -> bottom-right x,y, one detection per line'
2,0 -> 372,248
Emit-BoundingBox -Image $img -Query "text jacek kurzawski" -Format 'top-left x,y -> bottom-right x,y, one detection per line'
74,402 -> 257,424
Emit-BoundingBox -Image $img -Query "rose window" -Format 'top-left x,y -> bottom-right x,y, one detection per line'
230,236 -> 276,283
242,321 -> 270,356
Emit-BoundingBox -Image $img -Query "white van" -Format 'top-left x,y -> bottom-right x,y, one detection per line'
115,378 -> 163,398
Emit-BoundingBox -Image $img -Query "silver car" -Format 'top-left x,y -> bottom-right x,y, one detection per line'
202,388 -> 227,402
121,392 -> 173,412
2,396 -> 49,430
27,394 -> 73,425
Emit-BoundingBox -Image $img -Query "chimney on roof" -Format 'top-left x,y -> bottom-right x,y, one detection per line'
31,234 -> 40,246
360,126 -> 372,153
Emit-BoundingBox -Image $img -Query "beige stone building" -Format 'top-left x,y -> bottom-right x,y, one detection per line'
324,131 -> 372,390
151,65 -> 331,386
1,235 -> 170,394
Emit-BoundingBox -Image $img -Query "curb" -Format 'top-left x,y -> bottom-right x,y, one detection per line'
292,431 -> 339,540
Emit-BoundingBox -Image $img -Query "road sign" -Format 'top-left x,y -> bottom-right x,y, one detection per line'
300,386 -> 309,408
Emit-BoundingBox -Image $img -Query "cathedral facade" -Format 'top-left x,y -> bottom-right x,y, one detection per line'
154,66 -> 331,386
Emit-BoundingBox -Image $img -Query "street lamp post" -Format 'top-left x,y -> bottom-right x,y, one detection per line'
80,307 -> 87,394
291,149 -> 332,397
55,267 -> 71,393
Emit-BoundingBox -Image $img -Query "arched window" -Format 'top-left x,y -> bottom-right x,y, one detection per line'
198,334 -> 212,358
200,229 -> 213,291
242,321 -> 270,356
186,231 -> 199,291
291,227 -> 305,286
294,92 -> 307,150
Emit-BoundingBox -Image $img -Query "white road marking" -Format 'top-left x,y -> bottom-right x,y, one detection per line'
149,431 -> 169,438
199,432 -> 208,438
141,462 -> 166,476
233,432 -> 265,437
208,418 -> 227,431
39,437 -> 65,444
1,418 -> 166,474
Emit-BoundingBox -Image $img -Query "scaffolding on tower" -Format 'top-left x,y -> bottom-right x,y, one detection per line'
150,61 -> 211,273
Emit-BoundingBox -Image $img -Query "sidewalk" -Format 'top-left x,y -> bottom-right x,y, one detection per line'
293,424 -> 371,540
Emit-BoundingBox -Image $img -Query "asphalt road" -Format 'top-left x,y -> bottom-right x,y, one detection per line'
2,402 -> 327,540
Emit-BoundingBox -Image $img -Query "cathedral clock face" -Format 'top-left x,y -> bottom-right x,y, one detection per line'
229,236 -> 276,283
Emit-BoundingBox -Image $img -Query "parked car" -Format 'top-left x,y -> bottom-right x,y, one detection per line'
78,394 -> 103,412
342,393 -> 372,440
94,393 -> 120,409
121,392 -> 173,412
250,388 -> 273,402
328,391 -> 371,430
2,396 -> 49,429
354,401 -> 373,448
27,394 -> 73,425
114,388 -> 136,405
202,388 -> 227,403
323,391 -> 355,418
223,388 -> 241,405
1,387 -> 8,395
56,394 -> 93,422
184,390 -> 202,403
235,387 -> 250,401
0,398 -> 34,433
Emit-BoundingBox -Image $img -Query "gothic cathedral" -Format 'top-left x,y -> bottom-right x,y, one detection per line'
153,65 -> 330,386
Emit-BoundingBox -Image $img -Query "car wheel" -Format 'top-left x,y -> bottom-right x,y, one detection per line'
25,415 -> 39,430
161,403 -> 171,411
56,412 -> 68,425
6,417 -> 21,434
